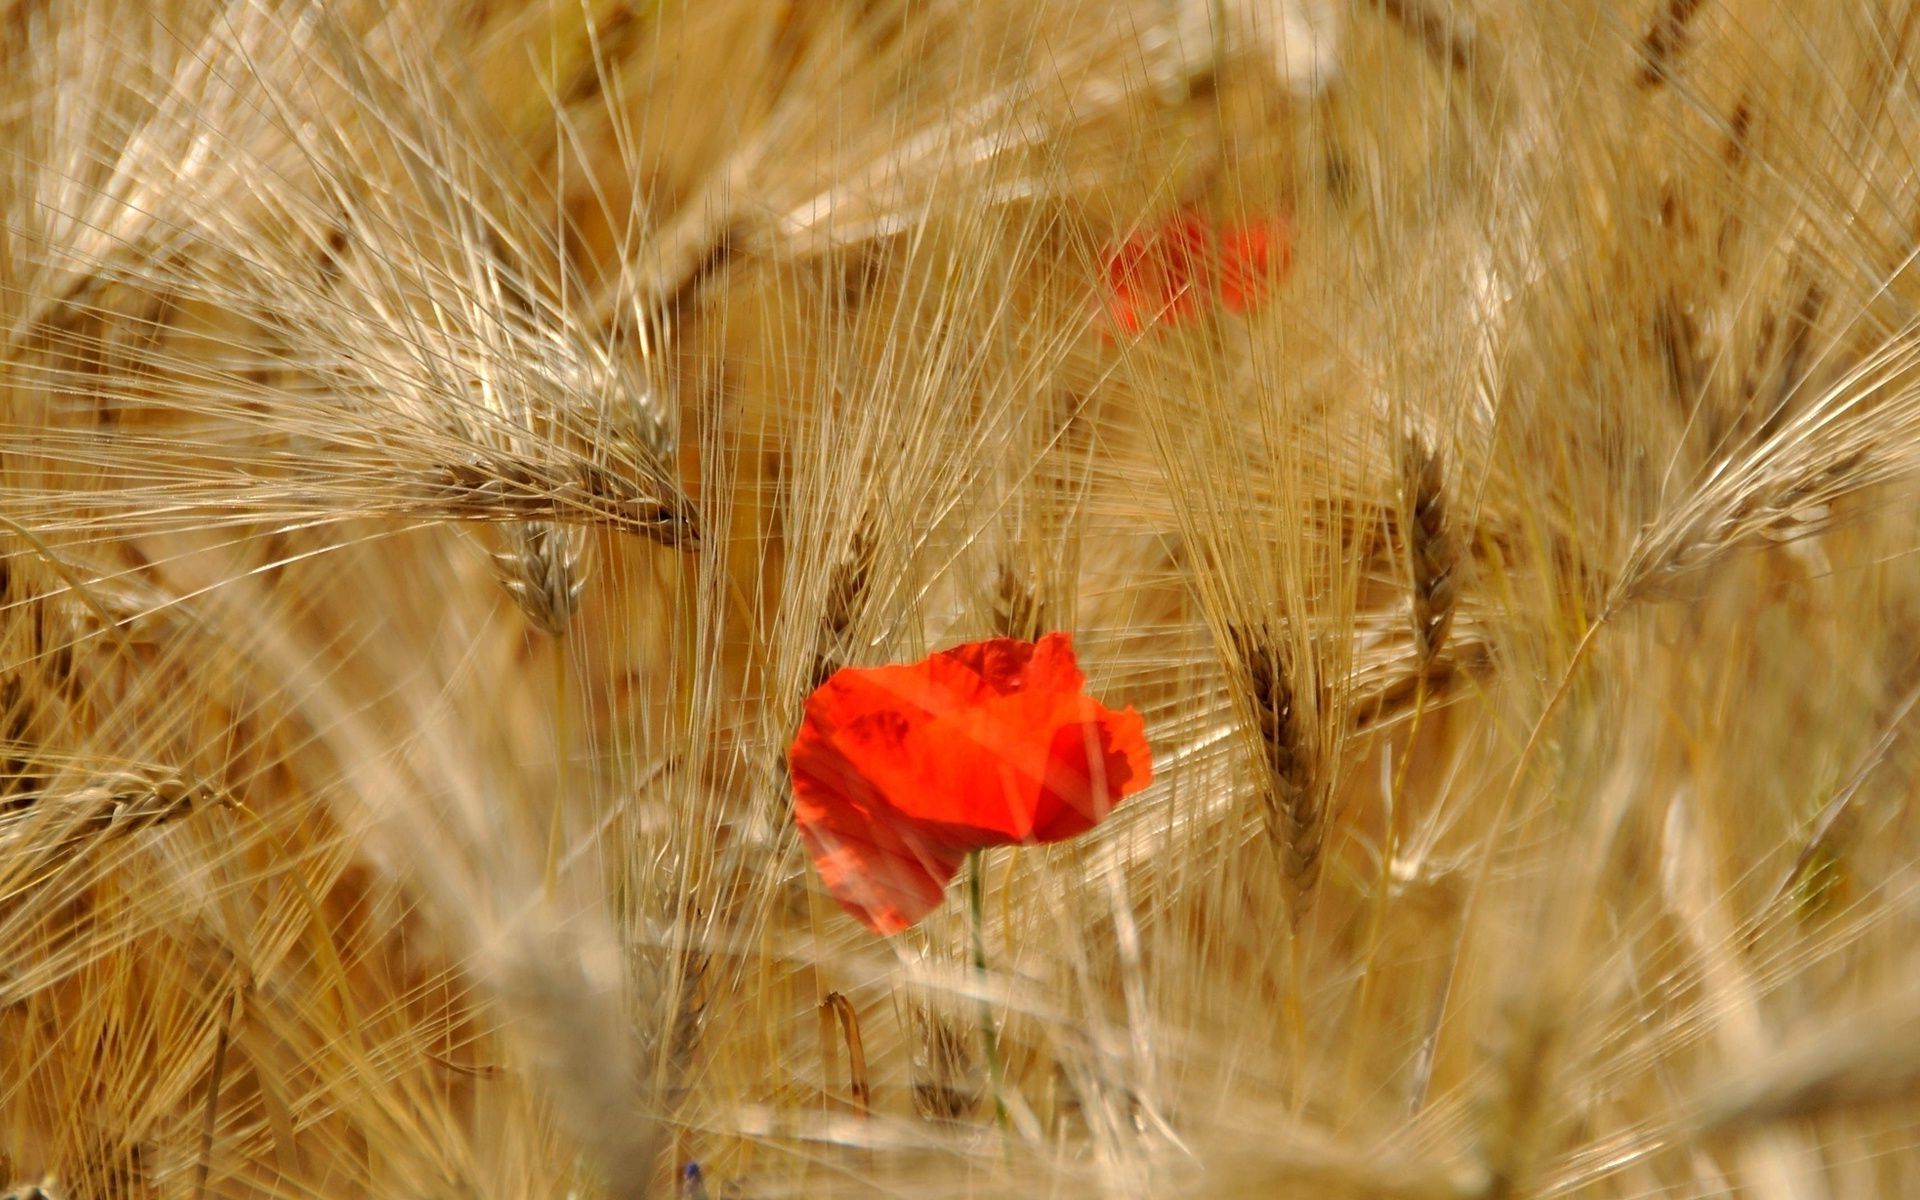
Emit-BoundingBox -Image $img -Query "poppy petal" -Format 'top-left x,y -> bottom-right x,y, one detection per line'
1030,699 -> 1152,840
790,714 -> 966,933
1101,231 -> 1151,336
934,633 -> 1083,698
1099,209 -> 1294,335
1100,213 -> 1211,336
1218,213 -> 1292,314
1158,212 -> 1210,325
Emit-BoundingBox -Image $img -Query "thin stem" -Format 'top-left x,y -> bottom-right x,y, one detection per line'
195,984 -> 241,1200
968,849 -> 1010,1131
543,636 -> 569,895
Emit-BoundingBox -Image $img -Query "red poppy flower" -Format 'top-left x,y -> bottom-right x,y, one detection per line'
788,632 -> 1153,934
1099,208 -> 1293,336
1217,213 -> 1293,314
1102,211 -> 1210,336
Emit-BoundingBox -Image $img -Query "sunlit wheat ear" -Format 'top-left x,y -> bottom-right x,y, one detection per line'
990,559 -> 1045,643
1401,433 -> 1456,666
250,6 -> 698,591
808,518 -> 877,693
494,520 -> 591,637
2,0 -> 695,634
0,763 -> 224,891
1609,326 -> 1920,613
1635,0 -> 1709,89
1225,622 -> 1324,922
908,1003 -> 982,1122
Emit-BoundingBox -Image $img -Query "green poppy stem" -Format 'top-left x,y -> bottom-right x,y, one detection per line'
967,849 -> 1010,1131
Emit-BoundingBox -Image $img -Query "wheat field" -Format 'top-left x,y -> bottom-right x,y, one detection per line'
2,0 -> 1919,1196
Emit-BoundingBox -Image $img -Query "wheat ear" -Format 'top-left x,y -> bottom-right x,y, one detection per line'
808,520 -> 876,693
1228,623 -> 1323,922
910,1003 -> 981,1121
494,521 -> 590,636
1636,0 -> 1707,88
1403,434 -> 1458,665
0,766 -> 224,880
991,559 -> 1044,642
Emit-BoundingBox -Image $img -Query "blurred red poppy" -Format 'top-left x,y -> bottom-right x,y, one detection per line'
1100,208 -> 1293,336
1217,213 -> 1292,314
1102,211 -> 1210,336
788,632 -> 1153,934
